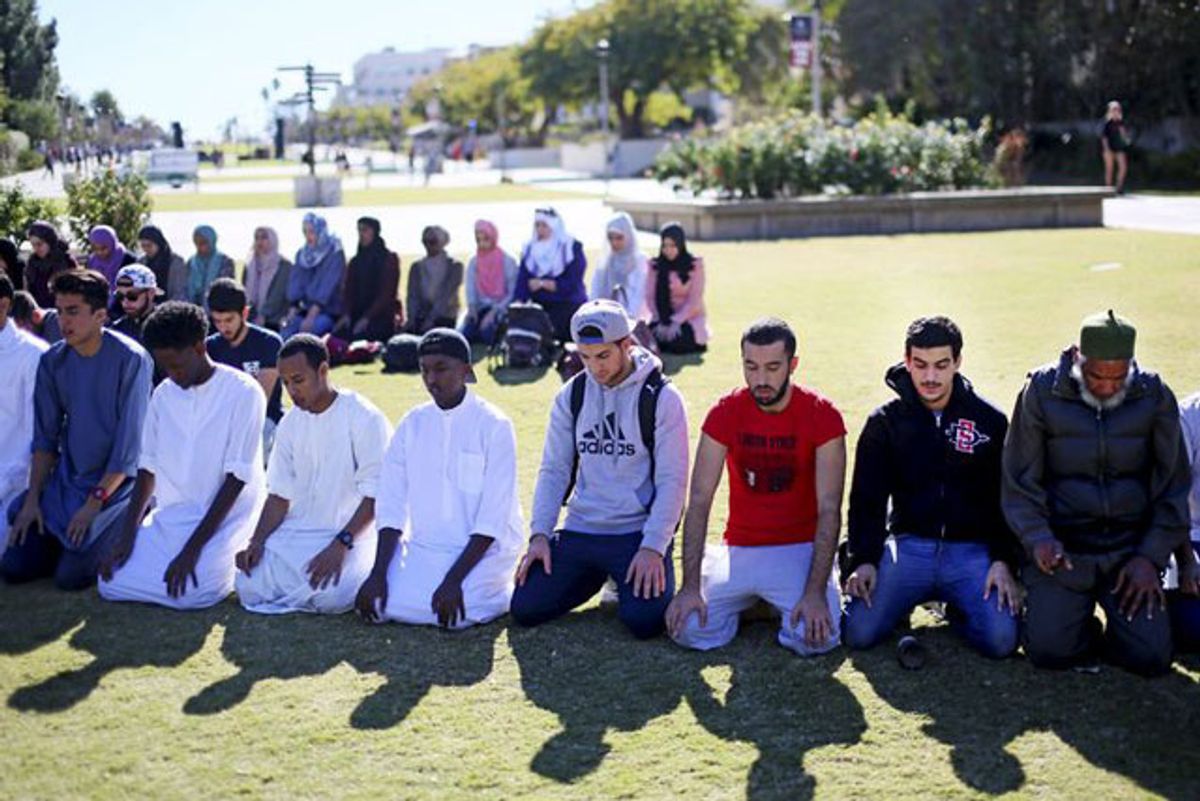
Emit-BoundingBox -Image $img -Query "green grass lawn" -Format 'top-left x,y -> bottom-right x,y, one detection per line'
3,228 -> 1199,800
149,184 -> 595,213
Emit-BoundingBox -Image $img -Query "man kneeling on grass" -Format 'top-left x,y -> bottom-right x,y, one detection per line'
235,334 -> 391,614
666,318 -> 845,655
99,302 -> 266,609
355,329 -> 524,628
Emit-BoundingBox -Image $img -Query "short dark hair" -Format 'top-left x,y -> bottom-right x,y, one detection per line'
279,333 -> 328,370
11,290 -> 37,323
741,317 -> 796,360
577,324 -> 604,341
142,301 -> 209,351
0,272 -> 12,302
905,316 -> 963,359
207,277 -> 247,313
51,269 -> 109,311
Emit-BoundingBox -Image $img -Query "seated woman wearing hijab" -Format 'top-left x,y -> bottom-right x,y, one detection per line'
335,216 -> 400,342
243,226 -> 292,331
405,225 -> 462,336
647,222 -> 709,355
186,225 -> 235,308
461,219 -> 518,346
138,225 -> 188,301
284,213 -> 346,338
512,207 -> 587,343
589,211 -> 648,320
87,225 -> 138,314
24,221 -> 76,308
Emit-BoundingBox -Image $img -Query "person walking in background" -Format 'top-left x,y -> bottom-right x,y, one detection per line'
186,225 -> 235,308
24,221 -> 76,308
590,212 -> 648,321
243,226 -> 292,332
648,222 -> 708,355
284,213 -> 345,338
137,225 -> 188,302
461,219 -> 517,346
513,208 -> 587,343
335,216 -> 400,343
1101,100 -> 1130,194
405,225 -> 462,336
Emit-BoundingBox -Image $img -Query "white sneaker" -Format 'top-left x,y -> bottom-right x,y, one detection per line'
599,577 -> 619,607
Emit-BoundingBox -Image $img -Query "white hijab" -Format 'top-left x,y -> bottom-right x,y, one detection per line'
524,209 -> 575,278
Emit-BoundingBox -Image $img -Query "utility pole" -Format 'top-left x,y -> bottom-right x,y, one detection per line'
812,1 -> 823,118
596,38 -> 612,189
277,63 -> 342,176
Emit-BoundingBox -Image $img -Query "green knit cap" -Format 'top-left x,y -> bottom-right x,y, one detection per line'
1080,309 -> 1136,360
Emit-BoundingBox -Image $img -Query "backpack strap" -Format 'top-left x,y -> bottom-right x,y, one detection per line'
561,371 -> 588,506
638,368 -> 668,513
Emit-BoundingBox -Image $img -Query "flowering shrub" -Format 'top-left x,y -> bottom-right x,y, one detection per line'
655,111 -> 994,199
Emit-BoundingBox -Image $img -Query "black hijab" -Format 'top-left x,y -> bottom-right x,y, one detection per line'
137,225 -> 174,291
652,222 -> 696,323
350,216 -> 388,315
0,238 -> 21,290
25,220 -> 74,307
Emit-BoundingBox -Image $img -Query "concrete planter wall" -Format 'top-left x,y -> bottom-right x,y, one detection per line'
492,147 -> 561,170
561,138 -> 670,178
611,186 -> 1114,241
293,176 -> 343,208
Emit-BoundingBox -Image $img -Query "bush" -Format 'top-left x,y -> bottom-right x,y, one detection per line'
64,169 -> 151,248
16,148 -> 45,172
0,183 -> 61,242
654,110 -> 994,199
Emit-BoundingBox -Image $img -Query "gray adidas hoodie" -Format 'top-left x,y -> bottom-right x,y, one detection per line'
530,348 -> 689,555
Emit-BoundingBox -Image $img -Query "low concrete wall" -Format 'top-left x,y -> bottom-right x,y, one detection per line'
561,139 -> 670,177
493,147 -> 561,170
293,176 -> 342,208
611,187 -> 1114,240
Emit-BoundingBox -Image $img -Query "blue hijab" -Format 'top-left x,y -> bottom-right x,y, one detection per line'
296,212 -> 342,270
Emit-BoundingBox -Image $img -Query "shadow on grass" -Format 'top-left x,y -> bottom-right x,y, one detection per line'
0,580 -> 87,657
184,608 -> 501,730
851,624 -> 1200,800
510,612 -> 865,799
660,351 -> 705,376
6,586 -> 224,713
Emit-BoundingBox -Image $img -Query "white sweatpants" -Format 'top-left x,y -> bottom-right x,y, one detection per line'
672,542 -> 841,656
99,503 -> 256,610
378,539 -> 519,629
235,525 -> 378,615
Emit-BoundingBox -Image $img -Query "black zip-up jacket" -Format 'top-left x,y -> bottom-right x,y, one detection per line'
1001,347 -> 1190,569
846,364 -> 1019,573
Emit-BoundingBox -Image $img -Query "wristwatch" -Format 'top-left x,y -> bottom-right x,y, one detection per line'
90,485 -> 111,504
335,531 -> 354,550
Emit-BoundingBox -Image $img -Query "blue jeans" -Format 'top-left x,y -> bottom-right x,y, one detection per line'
510,531 -> 674,639
1170,543 -> 1200,653
843,537 -> 1018,658
282,312 -> 336,339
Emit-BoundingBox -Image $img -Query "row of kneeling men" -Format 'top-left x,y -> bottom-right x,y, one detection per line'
2,273 -> 1197,676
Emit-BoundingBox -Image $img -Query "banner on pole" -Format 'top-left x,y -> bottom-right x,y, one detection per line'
789,14 -> 815,71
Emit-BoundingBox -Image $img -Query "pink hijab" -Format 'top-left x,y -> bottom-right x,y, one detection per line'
474,219 -> 507,301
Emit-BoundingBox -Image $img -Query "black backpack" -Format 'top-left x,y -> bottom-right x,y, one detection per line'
382,333 -> 421,373
561,367 -> 668,508
497,301 -> 557,369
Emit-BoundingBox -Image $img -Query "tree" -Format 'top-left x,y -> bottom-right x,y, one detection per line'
407,47 -> 542,144
520,0 -> 764,139
90,89 -> 122,124
0,0 -> 60,103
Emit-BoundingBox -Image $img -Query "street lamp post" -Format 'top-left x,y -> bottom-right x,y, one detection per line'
596,38 -> 611,187
812,1 -> 823,119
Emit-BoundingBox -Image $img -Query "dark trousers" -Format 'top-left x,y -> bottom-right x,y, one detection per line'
652,321 -> 706,355
542,301 -> 583,344
1022,550 -> 1173,676
0,526 -> 117,591
1169,543 -> 1200,653
510,531 -> 674,639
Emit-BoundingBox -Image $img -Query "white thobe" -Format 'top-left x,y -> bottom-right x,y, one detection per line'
100,365 -> 266,609
237,390 -> 391,614
375,390 -> 525,627
0,322 -> 48,515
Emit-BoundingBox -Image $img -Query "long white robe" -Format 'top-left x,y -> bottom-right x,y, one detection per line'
236,390 -> 391,614
375,390 -> 524,628
99,364 -> 266,610
0,321 -> 48,515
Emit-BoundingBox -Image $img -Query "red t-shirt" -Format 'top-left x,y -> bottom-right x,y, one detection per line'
702,385 -> 846,546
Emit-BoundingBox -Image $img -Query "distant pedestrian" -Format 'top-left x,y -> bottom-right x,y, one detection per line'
1100,100 -> 1130,194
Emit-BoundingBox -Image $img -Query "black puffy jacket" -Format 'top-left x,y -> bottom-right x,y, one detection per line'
846,364 -> 1019,573
1001,347 -> 1190,569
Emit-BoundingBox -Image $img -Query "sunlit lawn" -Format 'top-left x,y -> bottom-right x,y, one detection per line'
3,228 -> 1198,800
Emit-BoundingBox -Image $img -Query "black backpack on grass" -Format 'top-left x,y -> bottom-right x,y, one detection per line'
495,301 -> 556,369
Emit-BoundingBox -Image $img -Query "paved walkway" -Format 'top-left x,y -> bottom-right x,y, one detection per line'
1102,195 -> 1200,236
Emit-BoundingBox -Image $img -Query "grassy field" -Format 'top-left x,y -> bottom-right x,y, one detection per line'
149,184 -> 595,213
3,228 -> 1199,800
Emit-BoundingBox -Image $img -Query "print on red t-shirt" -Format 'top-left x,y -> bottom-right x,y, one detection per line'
702,385 -> 846,546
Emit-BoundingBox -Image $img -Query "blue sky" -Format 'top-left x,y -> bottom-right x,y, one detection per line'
40,0 -> 592,140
